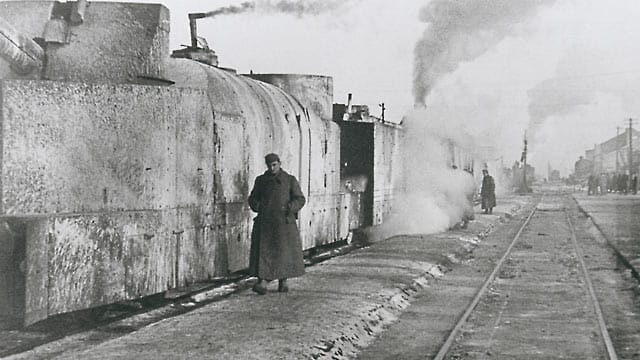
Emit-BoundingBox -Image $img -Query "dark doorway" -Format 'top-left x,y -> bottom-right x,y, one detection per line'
339,122 -> 374,227
0,219 -> 26,328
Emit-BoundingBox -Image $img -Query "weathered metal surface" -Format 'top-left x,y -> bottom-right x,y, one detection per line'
0,81 -> 211,214
337,193 -> 350,240
0,1 -> 170,83
43,18 -> 69,44
0,16 -> 44,75
47,215 -> 128,315
175,208 -> 215,287
121,210 -> 177,298
372,122 -> 403,225
20,210 -> 179,322
248,74 -> 334,121
0,80 -> 214,318
24,219 -> 47,325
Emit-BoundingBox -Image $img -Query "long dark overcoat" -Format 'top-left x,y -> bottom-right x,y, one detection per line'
481,174 -> 496,210
248,169 -> 306,280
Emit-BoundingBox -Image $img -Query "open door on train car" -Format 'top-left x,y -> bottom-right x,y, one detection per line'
338,122 -> 374,228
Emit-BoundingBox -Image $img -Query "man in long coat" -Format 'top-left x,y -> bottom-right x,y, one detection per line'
481,169 -> 496,214
248,153 -> 306,294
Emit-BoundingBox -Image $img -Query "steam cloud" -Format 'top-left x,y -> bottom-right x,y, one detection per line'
204,0 -> 357,19
371,109 -> 478,240
374,1 -> 561,239
413,0 -> 555,106
527,77 -> 595,144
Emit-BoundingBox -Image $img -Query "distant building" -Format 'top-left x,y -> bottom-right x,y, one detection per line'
574,156 -> 593,183
581,128 -> 640,176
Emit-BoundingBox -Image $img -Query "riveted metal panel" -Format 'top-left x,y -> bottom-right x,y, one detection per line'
372,122 -> 403,225
30,209 -> 179,318
47,214 -> 128,315
0,81 -> 214,215
122,210 -> 177,298
23,219 -> 47,326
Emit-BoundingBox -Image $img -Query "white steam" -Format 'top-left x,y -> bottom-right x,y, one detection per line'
377,0 -> 559,238
373,109 -> 477,239
527,48 -> 640,149
413,0 -> 555,106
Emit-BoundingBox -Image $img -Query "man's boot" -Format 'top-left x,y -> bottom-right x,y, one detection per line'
278,279 -> 288,293
252,279 -> 267,295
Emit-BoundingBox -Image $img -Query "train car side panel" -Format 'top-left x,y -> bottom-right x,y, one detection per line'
372,122 -> 403,225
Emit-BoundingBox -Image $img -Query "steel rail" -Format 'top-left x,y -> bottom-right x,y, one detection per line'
572,195 -> 640,282
565,211 -> 618,360
433,204 -> 538,360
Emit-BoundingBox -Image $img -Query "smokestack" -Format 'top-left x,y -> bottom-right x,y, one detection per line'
0,16 -> 44,75
189,13 -> 206,48
171,13 -> 218,66
343,93 -> 352,121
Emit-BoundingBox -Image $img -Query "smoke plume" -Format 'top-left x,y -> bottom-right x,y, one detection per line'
413,0 -> 555,106
204,0 -> 357,19
204,2 -> 255,18
527,77 -> 595,143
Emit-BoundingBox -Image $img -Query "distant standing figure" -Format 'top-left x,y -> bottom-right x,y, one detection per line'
481,169 -> 496,214
248,153 -> 306,295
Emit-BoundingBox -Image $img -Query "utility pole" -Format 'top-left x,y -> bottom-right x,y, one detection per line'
616,126 -> 620,174
629,118 -> 634,191
521,131 -> 528,192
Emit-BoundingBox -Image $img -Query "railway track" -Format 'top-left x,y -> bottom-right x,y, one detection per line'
435,194 -> 622,359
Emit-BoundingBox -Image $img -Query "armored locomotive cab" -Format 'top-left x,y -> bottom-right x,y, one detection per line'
0,1 -> 341,326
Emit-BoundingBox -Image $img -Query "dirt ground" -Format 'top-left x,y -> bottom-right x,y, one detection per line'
7,191 -> 638,359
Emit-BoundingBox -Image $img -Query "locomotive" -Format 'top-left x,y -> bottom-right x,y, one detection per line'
0,1 -> 403,325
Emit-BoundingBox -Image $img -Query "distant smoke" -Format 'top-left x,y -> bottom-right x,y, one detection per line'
526,48 -> 640,144
204,0 -> 356,19
413,0 -> 555,106
527,77 -> 595,141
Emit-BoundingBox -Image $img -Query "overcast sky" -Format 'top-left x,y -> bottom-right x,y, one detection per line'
104,0 -> 640,177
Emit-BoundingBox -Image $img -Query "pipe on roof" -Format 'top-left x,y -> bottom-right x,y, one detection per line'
188,13 -> 206,48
